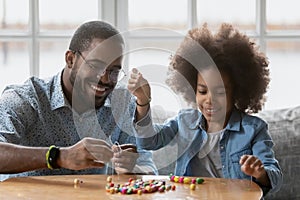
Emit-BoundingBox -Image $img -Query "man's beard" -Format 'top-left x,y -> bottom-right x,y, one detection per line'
69,69 -> 114,111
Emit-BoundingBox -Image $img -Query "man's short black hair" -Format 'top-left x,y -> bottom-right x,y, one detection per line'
69,21 -> 124,52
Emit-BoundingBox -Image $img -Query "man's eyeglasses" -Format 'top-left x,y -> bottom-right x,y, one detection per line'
75,51 -> 126,82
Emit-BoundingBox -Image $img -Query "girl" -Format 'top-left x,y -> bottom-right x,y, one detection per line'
128,23 -> 282,196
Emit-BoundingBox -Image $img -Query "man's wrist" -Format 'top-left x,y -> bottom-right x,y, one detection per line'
46,145 -> 60,169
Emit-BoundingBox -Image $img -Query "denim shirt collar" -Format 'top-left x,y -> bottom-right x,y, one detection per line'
183,109 -> 203,130
224,108 -> 243,132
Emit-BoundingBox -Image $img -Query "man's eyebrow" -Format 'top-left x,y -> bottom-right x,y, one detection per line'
111,65 -> 122,70
86,58 -> 106,65
87,58 -> 122,70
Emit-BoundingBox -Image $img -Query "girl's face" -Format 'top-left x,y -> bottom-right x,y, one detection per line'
196,68 -> 233,131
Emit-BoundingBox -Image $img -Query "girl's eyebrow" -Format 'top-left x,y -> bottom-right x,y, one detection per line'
197,83 -> 207,87
198,83 -> 229,90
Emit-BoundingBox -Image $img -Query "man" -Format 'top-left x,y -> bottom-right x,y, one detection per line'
0,21 -> 157,180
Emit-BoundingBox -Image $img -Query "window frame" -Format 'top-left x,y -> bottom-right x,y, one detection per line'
1,0 -> 300,76
1,0 -> 300,109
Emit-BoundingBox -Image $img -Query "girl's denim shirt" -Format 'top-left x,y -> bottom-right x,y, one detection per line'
135,108 -> 283,196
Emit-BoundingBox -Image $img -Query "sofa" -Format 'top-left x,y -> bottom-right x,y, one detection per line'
151,105 -> 300,200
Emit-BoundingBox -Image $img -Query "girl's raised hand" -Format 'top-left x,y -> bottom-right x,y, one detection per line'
127,68 -> 151,106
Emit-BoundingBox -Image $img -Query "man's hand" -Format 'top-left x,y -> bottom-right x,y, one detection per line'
58,137 -> 113,170
111,144 -> 139,174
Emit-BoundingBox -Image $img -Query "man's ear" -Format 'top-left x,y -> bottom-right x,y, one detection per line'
65,50 -> 75,68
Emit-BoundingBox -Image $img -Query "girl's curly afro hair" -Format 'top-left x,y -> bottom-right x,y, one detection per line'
166,23 -> 270,113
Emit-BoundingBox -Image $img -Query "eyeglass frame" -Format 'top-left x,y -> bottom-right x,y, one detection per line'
73,50 -> 126,82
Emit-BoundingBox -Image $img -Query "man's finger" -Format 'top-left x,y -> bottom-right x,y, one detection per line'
120,144 -> 137,152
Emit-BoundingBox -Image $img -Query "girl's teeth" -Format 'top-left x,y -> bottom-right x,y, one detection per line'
207,109 -> 216,112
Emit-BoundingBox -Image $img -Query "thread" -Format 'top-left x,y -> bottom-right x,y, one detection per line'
112,141 -> 122,180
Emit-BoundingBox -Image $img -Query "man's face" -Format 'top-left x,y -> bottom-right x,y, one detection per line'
70,38 -> 124,111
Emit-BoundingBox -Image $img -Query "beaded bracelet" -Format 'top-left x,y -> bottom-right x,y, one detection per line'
136,97 -> 151,107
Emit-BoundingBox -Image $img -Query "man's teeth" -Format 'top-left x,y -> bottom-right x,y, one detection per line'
91,84 -> 105,92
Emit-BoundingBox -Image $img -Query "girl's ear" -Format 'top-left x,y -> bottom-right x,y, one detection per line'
65,50 -> 75,68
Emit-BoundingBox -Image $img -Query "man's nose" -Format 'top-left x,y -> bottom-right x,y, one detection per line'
96,70 -> 110,82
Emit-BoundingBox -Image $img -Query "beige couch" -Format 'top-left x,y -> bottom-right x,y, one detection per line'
151,105 -> 300,200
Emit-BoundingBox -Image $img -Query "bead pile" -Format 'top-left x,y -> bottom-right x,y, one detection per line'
105,176 -> 175,195
169,174 -> 204,191
105,175 -> 205,195
169,175 -> 204,184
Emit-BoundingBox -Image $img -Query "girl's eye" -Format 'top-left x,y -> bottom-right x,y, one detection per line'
198,90 -> 207,95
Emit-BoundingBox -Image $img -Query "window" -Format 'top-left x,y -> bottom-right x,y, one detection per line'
1,0 -> 299,111
0,0 -> 99,89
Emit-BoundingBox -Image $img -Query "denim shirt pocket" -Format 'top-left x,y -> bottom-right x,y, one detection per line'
230,148 -> 252,179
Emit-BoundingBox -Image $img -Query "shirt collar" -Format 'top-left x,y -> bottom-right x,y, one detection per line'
50,70 -> 69,111
184,109 -> 203,130
50,70 -> 117,111
224,108 -> 243,131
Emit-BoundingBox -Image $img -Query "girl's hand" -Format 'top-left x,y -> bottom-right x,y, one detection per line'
240,155 -> 270,186
127,68 -> 151,105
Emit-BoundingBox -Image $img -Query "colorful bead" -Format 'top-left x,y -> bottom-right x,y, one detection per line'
183,177 -> 191,184
73,178 -> 83,188
190,184 -> 196,190
74,178 -> 79,184
171,185 -> 176,190
170,175 -> 175,181
196,178 -> 204,184
158,185 -> 166,192
106,176 -> 112,183
166,185 -> 172,191
127,188 -> 133,194
173,176 -> 179,183
121,188 -> 127,194
137,189 -> 142,195
110,188 -> 115,194
179,176 -> 184,183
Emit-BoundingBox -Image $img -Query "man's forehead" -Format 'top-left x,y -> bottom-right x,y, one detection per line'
86,38 -> 124,63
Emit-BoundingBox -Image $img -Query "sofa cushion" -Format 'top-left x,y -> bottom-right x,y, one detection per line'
258,106 -> 300,200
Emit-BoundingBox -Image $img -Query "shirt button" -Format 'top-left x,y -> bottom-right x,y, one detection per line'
79,118 -> 83,122
222,165 -> 225,168
220,146 -> 224,149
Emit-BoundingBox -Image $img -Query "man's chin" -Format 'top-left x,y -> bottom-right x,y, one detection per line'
94,95 -> 108,108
